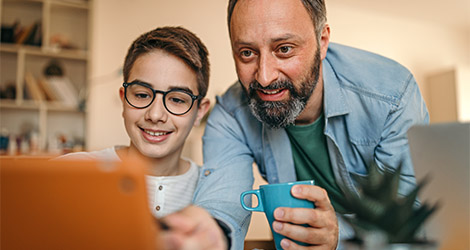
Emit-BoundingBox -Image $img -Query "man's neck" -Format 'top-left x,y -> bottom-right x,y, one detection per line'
294,71 -> 324,126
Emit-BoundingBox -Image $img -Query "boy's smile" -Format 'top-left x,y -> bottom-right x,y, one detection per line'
120,50 -> 203,160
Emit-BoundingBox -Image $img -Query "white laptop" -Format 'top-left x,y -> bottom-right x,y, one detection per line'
407,122 -> 470,250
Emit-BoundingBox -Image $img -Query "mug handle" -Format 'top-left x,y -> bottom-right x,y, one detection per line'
240,189 -> 264,212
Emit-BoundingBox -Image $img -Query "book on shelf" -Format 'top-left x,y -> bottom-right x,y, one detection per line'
37,77 -> 59,102
24,72 -> 45,102
46,76 -> 79,107
12,21 -> 41,46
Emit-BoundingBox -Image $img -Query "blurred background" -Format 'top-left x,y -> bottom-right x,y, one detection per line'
1,0 -> 469,241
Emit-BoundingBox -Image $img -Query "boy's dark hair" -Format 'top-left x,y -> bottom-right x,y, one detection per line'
123,26 -> 210,97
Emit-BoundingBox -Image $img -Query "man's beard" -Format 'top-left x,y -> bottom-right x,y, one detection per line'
246,48 -> 322,129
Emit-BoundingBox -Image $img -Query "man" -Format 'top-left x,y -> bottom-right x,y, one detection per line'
188,0 -> 429,249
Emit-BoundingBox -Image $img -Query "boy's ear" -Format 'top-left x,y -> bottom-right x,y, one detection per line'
194,98 -> 211,127
119,87 -> 125,102
119,87 -> 126,118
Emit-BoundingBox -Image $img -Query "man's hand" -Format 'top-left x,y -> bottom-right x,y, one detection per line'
272,185 -> 338,249
160,205 -> 227,250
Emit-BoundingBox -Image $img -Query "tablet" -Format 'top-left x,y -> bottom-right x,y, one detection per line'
1,156 -> 160,250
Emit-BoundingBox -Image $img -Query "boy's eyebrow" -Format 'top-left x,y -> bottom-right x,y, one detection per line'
129,79 -> 152,88
168,86 -> 195,95
128,79 -> 196,95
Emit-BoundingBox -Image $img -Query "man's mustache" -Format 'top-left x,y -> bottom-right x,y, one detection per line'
248,80 -> 294,94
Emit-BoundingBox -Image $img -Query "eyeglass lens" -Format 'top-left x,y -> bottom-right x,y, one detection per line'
126,84 -> 195,114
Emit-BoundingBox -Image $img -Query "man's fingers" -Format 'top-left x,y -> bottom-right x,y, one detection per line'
270,185 -> 339,248
291,185 -> 334,211
272,221 -> 329,245
273,207 -> 327,228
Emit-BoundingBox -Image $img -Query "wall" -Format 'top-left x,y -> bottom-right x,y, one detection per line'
88,0 -> 470,240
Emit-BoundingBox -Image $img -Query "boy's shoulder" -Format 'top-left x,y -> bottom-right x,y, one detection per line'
56,146 -> 121,161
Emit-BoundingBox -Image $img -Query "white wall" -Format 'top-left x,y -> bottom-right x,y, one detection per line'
88,0 -> 469,240
326,1 -> 470,101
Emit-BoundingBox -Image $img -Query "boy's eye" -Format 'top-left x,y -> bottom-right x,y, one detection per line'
168,97 -> 187,104
135,93 -> 151,99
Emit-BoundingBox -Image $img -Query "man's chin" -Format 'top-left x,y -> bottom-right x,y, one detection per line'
250,106 -> 294,129
249,98 -> 303,129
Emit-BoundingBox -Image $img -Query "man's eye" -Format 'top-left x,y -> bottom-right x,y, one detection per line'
279,46 -> 292,54
241,50 -> 253,58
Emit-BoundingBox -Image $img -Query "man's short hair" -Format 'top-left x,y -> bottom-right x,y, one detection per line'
227,0 -> 327,39
123,26 -> 210,97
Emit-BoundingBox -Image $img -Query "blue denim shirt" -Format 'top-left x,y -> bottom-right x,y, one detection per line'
193,43 -> 429,249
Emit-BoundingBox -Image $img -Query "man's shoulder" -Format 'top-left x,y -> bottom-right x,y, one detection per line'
325,43 -> 414,97
326,43 -> 408,70
216,82 -> 249,114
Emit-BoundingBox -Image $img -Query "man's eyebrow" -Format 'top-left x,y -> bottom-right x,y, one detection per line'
271,33 -> 298,43
232,40 -> 254,48
233,33 -> 300,47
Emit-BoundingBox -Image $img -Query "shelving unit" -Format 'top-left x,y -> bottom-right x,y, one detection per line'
427,66 -> 470,124
0,0 -> 91,154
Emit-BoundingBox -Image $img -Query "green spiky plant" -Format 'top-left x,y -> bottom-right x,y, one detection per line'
339,162 -> 440,244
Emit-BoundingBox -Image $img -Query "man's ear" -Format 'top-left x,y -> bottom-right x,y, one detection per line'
194,98 -> 211,127
319,24 -> 330,60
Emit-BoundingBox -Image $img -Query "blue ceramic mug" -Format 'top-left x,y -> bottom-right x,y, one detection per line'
240,180 -> 315,249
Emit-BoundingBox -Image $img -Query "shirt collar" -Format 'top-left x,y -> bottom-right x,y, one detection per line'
322,57 -> 351,118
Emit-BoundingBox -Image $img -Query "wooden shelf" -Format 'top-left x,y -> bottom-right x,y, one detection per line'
0,100 -> 85,112
3,0 -> 89,9
0,43 -> 88,60
0,0 -> 90,153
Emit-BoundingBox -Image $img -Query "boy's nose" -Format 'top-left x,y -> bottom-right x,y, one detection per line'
145,96 -> 168,123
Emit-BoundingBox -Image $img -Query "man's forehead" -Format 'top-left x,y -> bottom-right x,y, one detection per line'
230,0 -> 314,45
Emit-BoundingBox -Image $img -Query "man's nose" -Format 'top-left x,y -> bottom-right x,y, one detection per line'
255,53 -> 279,87
145,95 -> 168,123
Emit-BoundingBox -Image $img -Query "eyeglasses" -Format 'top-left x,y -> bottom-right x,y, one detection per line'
123,81 -> 202,115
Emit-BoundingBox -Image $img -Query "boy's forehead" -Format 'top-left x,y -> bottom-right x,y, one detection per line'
129,51 -> 199,93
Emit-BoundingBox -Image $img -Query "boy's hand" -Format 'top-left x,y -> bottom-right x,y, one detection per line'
160,205 -> 227,250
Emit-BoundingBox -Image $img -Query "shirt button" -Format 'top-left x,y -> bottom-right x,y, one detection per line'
156,205 -> 161,211
204,170 -> 211,176
158,185 -> 163,191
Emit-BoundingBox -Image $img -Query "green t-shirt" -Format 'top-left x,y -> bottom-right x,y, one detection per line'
286,114 -> 348,214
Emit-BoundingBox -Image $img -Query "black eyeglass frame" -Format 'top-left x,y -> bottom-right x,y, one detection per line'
122,82 -> 202,115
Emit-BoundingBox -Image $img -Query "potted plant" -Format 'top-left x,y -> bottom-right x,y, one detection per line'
339,162 -> 440,250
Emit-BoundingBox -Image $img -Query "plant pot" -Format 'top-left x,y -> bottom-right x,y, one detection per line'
342,241 -> 438,250
341,231 -> 438,250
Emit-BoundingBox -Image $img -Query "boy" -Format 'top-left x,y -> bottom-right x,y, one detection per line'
61,26 -> 211,218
